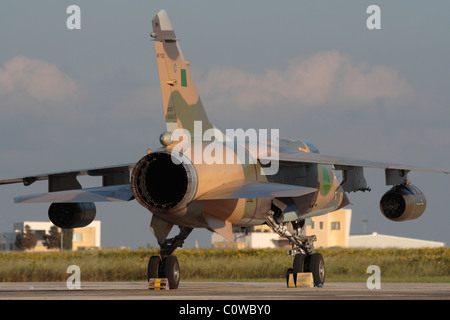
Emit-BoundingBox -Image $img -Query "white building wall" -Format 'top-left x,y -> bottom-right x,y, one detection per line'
87,220 -> 101,247
348,232 -> 444,249
243,233 -> 279,249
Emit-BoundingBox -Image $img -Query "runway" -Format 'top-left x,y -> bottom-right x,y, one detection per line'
0,281 -> 448,300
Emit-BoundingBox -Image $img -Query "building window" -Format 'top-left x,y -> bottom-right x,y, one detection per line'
73,233 -> 83,242
319,222 -> 323,230
331,222 -> 341,230
311,222 -> 315,229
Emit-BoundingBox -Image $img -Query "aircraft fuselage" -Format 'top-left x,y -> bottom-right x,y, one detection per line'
135,138 -> 346,230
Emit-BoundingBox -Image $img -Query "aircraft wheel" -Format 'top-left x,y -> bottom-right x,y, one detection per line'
147,255 -> 161,281
292,253 -> 306,274
304,253 -> 325,286
163,255 -> 180,289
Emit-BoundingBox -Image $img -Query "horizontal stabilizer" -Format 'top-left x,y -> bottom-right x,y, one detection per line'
197,181 -> 317,200
14,184 -> 134,203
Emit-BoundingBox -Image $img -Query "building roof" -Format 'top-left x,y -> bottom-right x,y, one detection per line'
348,232 -> 445,248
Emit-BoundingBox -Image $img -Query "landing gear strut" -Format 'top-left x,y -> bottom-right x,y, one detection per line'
147,226 -> 193,289
266,210 -> 325,286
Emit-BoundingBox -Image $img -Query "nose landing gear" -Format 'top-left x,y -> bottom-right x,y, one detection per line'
266,211 -> 325,287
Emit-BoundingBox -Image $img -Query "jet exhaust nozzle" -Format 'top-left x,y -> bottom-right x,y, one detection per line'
131,151 -> 197,215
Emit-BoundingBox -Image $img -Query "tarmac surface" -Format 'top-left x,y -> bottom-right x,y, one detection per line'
0,281 -> 448,300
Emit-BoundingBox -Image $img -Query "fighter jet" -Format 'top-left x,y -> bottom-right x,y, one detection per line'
1,10 -> 448,289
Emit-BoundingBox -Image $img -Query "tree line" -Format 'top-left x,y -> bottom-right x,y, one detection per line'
14,225 -> 73,251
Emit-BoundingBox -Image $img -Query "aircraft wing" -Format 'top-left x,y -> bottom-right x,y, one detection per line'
0,164 -> 135,187
0,164 -> 136,203
260,151 -> 450,173
259,151 -> 450,192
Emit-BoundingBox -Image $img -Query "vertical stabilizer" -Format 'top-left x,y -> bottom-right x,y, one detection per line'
151,10 -> 214,140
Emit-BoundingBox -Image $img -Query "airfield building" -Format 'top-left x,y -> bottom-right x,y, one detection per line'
211,209 -> 445,249
1,220 -> 101,251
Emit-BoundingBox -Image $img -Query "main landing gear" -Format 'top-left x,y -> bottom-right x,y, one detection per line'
266,211 -> 325,287
147,226 -> 193,289
287,252 -> 325,286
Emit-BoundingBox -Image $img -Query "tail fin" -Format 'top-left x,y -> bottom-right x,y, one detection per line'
151,10 -> 214,139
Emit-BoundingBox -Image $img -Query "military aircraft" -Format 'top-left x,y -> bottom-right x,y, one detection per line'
1,10 -> 448,289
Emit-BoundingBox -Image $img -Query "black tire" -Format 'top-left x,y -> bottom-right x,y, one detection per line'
293,253 -> 306,274
304,253 -> 325,286
147,255 -> 161,281
163,255 -> 180,289
292,253 -> 306,287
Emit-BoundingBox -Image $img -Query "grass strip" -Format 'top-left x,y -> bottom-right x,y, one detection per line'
0,248 -> 448,283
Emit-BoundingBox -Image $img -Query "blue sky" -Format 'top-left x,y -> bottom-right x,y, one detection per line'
0,1 -> 449,248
